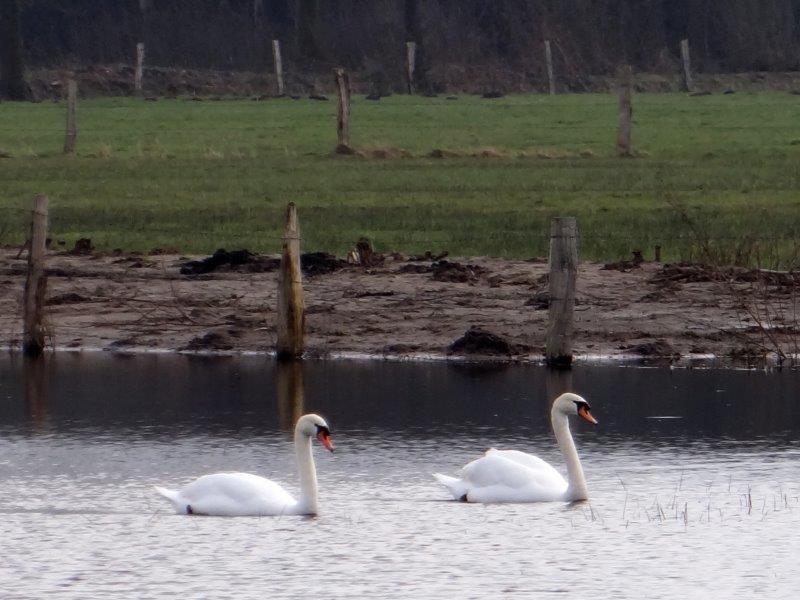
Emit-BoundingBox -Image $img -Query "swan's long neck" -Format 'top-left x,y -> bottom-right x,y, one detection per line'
294,429 -> 319,515
551,410 -> 589,501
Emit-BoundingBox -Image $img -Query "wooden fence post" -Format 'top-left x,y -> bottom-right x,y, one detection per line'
680,39 -> 693,93
406,41 -> 417,94
135,42 -> 145,94
654,245 -> 662,262
276,202 -> 305,360
23,194 -> 49,357
63,79 -> 78,154
616,65 -> 633,157
545,217 -> 578,368
272,39 -> 285,96
334,68 -> 352,153
544,40 -> 556,95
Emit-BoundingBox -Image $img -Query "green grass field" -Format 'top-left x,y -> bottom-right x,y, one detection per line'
1,93 -> 799,264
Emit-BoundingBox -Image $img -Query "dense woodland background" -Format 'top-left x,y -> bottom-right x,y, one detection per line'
2,0 -> 800,98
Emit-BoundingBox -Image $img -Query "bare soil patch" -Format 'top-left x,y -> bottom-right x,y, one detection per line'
0,249 -> 796,362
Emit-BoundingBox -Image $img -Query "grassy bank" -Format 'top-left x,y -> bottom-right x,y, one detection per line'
1,93 -> 799,264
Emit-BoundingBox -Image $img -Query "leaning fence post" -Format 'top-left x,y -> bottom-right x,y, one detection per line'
545,217 -> 578,367
544,40 -> 556,95
405,41 -> 417,94
23,195 -> 49,357
135,42 -> 145,94
680,39 -> 693,93
333,68 -> 352,153
272,39 -> 285,96
276,202 -> 305,360
616,65 -> 633,157
63,78 -> 78,154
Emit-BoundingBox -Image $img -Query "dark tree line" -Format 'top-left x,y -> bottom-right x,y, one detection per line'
2,1 -> 800,98
1,0 -> 28,99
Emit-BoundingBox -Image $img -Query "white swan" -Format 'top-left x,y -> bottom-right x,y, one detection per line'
154,413 -> 334,516
434,393 -> 597,503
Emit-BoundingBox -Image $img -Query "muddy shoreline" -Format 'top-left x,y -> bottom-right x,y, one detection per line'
0,248 -> 796,365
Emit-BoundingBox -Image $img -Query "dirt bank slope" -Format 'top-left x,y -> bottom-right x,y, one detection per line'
0,249 -> 793,361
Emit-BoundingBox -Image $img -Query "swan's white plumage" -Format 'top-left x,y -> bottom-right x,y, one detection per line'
433,393 -> 596,504
154,413 -> 332,517
435,448 -> 568,503
155,473 -> 299,516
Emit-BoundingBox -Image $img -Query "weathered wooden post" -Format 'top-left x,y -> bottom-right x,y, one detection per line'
544,40 -> 556,95
333,68 -> 352,153
616,65 -> 633,157
23,194 -> 49,357
272,39 -> 285,96
680,39 -> 693,93
135,42 -> 145,94
545,217 -> 578,368
654,245 -> 662,262
276,202 -> 305,360
405,41 -> 417,94
63,78 -> 78,154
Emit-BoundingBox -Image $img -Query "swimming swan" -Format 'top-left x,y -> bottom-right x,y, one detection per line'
434,393 -> 597,503
155,413 -> 334,516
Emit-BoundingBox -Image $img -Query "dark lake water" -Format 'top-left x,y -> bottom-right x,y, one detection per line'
0,353 -> 798,599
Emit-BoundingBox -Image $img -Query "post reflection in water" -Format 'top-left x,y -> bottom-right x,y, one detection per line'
276,360 -> 305,429
23,356 -> 50,428
0,355 -> 799,599
545,366 -> 574,408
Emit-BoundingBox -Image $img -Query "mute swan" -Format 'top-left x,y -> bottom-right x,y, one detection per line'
155,413 -> 334,516
434,393 -> 597,503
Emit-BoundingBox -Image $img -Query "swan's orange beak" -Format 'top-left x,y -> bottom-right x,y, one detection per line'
578,405 -> 598,425
316,429 -> 335,452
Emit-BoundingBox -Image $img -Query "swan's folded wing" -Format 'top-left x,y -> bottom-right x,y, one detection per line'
459,451 -> 568,502
180,472 -> 298,516
485,449 -> 564,481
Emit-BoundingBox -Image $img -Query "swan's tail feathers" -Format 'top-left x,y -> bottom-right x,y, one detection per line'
433,473 -> 469,501
153,486 -> 184,512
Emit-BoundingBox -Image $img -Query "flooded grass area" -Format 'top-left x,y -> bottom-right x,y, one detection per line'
0,354 -> 798,598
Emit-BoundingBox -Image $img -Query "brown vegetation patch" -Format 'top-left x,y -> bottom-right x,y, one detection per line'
398,263 -> 433,274
70,238 -> 94,255
357,146 -> 413,159
624,339 -> 680,357
651,263 -> 800,286
181,331 -> 235,352
470,147 -> 506,158
300,252 -> 347,276
408,250 -> 449,262
180,249 -> 279,275
448,326 -> 512,356
428,148 -> 461,158
432,260 -> 488,283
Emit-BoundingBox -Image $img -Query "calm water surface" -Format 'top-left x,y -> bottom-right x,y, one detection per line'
0,354 -> 798,599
